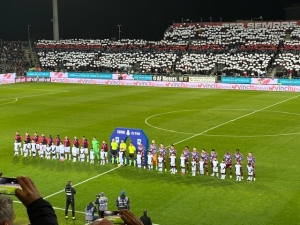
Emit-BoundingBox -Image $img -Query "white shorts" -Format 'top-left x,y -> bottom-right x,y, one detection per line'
64,147 -> 70,153
76,147 -> 79,155
170,163 -> 175,167
27,143 -> 31,149
213,168 -> 218,173
16,142 -> 21,148
83,148 -> 88,154
103,152 -> 108,157
42,145 -> 47,150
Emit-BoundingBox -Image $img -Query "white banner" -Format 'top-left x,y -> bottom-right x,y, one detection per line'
189,76 -> 216,83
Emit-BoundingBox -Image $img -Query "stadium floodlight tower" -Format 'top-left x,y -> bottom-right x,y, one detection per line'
52,0 -> 60,41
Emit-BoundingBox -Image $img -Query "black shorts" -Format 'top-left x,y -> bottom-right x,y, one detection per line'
129,153 -> 135,158
112,150 -> 117,156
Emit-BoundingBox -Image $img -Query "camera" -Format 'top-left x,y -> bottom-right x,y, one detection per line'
96,194 -> 100,198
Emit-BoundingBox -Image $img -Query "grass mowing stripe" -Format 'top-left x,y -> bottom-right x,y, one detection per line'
172,94 -> 300,145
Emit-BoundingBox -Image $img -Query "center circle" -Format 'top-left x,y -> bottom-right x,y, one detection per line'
144,109 -> 300,137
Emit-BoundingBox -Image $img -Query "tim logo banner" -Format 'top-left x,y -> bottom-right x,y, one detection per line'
110,127 -> 149,163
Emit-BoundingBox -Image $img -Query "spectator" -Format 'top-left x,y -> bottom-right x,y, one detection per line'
140,210 -> 152,225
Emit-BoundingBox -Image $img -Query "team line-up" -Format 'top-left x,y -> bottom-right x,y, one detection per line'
14,131 -> 256,182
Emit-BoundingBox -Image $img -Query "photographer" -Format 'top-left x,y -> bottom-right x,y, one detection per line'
95,192 -> 108,218
85,202 -> 98,223
65,181 -> 76,220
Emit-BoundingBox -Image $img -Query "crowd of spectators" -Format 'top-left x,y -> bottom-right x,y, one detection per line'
33,22 -> 300,77
0,40 -> 29,75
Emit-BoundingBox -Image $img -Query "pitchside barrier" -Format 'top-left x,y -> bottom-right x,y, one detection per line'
110,127 -> 149,165
1,73 -> 300,92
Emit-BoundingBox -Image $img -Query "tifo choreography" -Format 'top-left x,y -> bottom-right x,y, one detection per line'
14,131 -> 256,182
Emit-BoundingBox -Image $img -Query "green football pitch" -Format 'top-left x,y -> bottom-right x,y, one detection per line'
1,83 -> 300,225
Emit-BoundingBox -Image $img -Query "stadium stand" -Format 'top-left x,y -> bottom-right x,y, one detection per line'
0,41 -> 30,75
33,21 -> 300,78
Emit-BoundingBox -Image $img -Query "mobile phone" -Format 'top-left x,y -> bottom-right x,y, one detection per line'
0,177 -> 21,195
103,210 -> 123,224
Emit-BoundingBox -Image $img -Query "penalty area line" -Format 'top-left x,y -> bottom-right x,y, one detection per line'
44,167 -> 119,199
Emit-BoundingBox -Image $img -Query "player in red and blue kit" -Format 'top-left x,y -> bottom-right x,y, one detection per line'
82,136 -> 89,162
234,149 -> 244,179
182,146 -> 190,173
201,149 -> 209,176
33,132 -> 40,144
15,131 -> 22,154
55,135 -> 61,159
247,152 -> 256,181
137,142 -> 146,169
209,149 -> 217,175
191,147 -> 199,173
24,132 -> 31,156
158,143 -> 167,172
223,149 -> 233,178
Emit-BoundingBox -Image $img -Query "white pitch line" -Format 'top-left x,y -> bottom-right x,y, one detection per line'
171,95 -> 300,145
0,91 -> 68,101
44,167 -> 119,199
0,98 -> 17,105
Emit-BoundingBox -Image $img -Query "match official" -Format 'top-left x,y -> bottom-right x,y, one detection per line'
116,190 -> 130,210
65,181 -> 76,220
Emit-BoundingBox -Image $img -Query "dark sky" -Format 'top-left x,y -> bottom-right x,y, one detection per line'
1,0 -> 299,41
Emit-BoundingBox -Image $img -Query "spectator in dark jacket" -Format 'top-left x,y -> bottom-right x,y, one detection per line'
140,210 -> 152,225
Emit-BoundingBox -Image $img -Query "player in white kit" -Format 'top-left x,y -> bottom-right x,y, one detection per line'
71,145 -> 77,162
211,158 -> 219,178
100,149 -> 105,165
235,162 -> 242,181
147,152 -> 153,170
180,154 -> 185,174
59,141 -> 65,161
118,150 -> 124,166
22,141 -> 28,157
158,155 -> 163,173
90,148 -> 95,164
79,147 -> 85,162
51,143 -> 56,159
38,142 -> 44,158
191,159 -> 197,176
14,141 -> 19,156
45,145 -> 51,159
199,158 -> 204,176
136,151 -> 142,169
31,140 -> 36,157
220,160 -> 226,179
247,163 -> 254,182
170,153 -> 176,174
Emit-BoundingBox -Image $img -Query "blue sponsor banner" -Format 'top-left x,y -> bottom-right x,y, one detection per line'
26,71 -> 50,77
110,127 -> 149,165
278,79 -> 300,86
132,74 -> 153,81
221,76 -> 251,84
68,72 -> 112,79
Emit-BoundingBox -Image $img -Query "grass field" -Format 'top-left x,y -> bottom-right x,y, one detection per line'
1,83 -> 300,225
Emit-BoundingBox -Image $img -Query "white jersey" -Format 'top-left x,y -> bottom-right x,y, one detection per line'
170,155 -> 176,167
137,154 -> 142,165
191,161 -> 196,171
90,151 -> 95,160
31,143 -> 36,152
180,156 -> 185,167
220,162 -> 226,173
100,151 -> 105,159
158,156 -> 163,168
72,147 -> 77,156
247,165 -> 253,175
59,144 -> 64,154
235,164 -> 241,175
147,154 -> 153,165
80,149 -> 85,162
14,143 -> 19,152
51,144 -> 56,153
213,160 -> 218,172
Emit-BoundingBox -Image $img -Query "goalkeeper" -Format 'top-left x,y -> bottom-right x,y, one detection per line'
92,137 -> 100,163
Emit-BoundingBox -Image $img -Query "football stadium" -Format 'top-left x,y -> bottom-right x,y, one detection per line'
1,1 -> 300,225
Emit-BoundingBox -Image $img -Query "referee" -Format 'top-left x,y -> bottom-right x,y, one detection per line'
65,181 -> 76,220
111,138 -> 118,164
